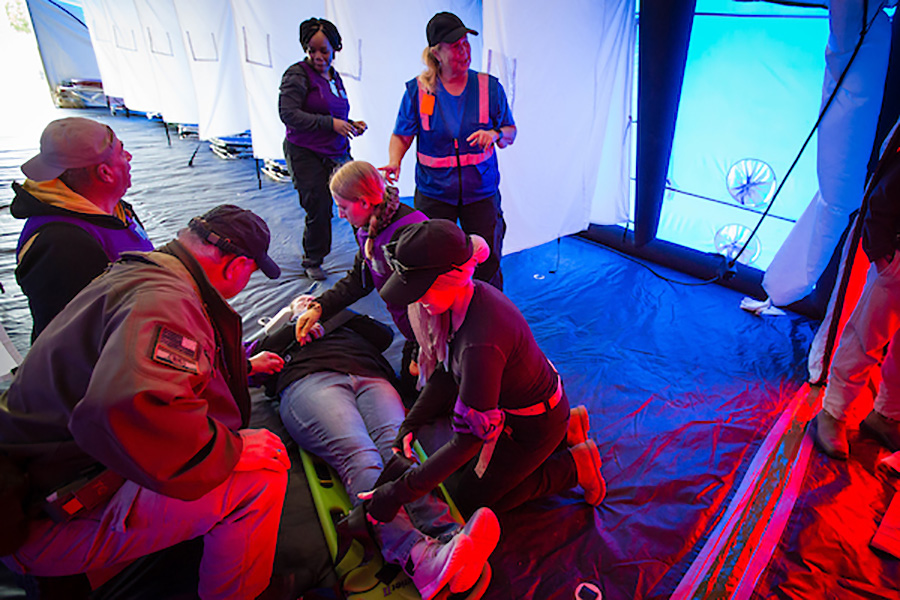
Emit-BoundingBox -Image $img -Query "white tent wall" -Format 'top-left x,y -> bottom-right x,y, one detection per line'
81,0 -> 126,99
172,0 -> 251,139
25,0 -> 101,90
95,0 -> 161,114
586,0 -> 635,228
484,0 -> 634,253
73,1 -> 634,255
324,0 -> 483,198
762,1 -> 891,307
229,0 -> 325,161
134,0 -> 200,125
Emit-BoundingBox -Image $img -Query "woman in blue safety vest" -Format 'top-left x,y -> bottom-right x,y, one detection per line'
381,12 -> 516,290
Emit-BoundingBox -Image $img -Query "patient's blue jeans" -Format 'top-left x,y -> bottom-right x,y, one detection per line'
279,372 -> 458,566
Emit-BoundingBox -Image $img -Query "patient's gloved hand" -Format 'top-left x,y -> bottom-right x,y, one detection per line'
294,302 -> 323,344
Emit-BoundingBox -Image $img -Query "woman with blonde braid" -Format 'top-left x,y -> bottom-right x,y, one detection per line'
294,160 -> 428,345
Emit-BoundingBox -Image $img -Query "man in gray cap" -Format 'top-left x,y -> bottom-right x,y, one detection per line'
0,205 -> 288,599
12,117 -> 153,341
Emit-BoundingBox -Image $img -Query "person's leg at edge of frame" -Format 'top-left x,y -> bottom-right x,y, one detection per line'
196,469 -> 287,599
874,331 -> 900,421
824,261 -> 899,423
4,469 -> 287,600
865,259 -> 900,446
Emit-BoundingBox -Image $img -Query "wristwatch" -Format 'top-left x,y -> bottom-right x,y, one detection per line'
493,128 -> 504,143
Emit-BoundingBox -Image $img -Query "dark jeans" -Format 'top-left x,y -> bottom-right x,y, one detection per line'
447,393 -> 576,517
414,190 -> 506,290
283,140 -> 348,268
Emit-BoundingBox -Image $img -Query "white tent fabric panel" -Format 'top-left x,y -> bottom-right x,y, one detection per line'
763,1 -> 891,306
485,0 -> 634,254
81,0 -> 126,99
325,0 -> 483,196
172,0 -> 251,139
73,1 -> 633,256
97,0 -> 161,113
585,0 -> 634,227
133,0 -> 200,125
229,0 -> 324,160
26,0 -> 101,89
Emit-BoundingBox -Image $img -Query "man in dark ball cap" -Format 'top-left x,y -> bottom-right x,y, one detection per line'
0,205 -> 288,599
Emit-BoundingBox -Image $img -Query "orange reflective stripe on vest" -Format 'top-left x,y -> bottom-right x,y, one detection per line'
477,72 -> 488,124
417,72 -> 492,167
417,144 -> 495,168
417,78 -> 433,131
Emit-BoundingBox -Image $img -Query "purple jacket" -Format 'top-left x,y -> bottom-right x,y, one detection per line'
280,60 -> 350,158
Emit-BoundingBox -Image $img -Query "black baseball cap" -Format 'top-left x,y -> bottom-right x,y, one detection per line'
426,12 -> 478,47
189,205 -> 281,279
379,219 -> 473,306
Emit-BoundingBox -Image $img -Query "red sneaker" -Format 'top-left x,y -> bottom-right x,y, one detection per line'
567,405 -> 590,446
571,440 -> 606,505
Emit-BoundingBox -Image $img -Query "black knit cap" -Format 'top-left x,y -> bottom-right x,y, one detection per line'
379,219 -> 473,306
299,17 -> 342,52
426,12 -> 478,46
188,205 -> 281,279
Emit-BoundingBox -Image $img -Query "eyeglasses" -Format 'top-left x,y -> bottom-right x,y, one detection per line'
382,240 -> 464,283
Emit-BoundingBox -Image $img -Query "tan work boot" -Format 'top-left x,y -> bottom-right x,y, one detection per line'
862,410 -> 900,452
571,440 -> 607,505
567,405 -> 590,447
813,410 -> 849,460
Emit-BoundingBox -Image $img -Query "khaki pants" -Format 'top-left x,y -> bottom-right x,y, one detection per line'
823,255 -> 900,422
3,467 -> 287,600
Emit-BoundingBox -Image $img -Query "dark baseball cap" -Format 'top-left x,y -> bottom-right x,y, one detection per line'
426,12 -> 478,47
379,219 -> 473,306
188,205 -> 281,279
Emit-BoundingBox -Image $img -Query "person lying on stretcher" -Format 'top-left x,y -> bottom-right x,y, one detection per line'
254,297 -> 498,600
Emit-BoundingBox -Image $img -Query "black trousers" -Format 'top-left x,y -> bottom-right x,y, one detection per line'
414,190 -> 506,290
283,140 -> 347,268
448,393 -> 576,517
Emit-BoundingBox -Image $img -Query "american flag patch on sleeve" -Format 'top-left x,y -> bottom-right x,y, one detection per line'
151,325 -> 201,374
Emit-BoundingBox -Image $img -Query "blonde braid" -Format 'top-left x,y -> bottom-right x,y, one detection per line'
364,185 -> 400,260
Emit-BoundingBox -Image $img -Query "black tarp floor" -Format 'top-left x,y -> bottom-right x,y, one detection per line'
1,110 -> 897,600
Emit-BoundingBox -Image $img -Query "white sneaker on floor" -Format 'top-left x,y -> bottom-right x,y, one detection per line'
449,507 -> 500,593
407,534 -> 473,600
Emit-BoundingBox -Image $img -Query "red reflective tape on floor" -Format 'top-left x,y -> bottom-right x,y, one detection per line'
670,384 -> 811,599
732,424 -> 815,599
